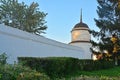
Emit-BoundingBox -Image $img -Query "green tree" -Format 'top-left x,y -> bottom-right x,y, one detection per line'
0,0 -> 47,35
0,53 -> 7,65
90,0 -> 120,55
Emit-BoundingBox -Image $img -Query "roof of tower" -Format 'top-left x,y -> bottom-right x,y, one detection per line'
73,9 -> 89,29
74,22 -> 88,28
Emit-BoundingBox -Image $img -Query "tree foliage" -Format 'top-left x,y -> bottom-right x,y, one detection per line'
0,53 -> 7,65
0,0 -> 47,35
91,0 -> 120,54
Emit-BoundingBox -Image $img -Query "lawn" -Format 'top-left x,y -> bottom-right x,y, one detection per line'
79,66 -> 120,77
63,66 -> 120,80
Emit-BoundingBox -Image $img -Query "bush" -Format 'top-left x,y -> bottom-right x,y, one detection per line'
82,60 -> 115,71
0,63 -> 50,80
18,57 -> 81,79
18,57 -> 115,79
0,53 -> 50,80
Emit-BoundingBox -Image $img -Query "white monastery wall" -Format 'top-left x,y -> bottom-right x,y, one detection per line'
70,42 -> 92,59
0,24 -> 86,63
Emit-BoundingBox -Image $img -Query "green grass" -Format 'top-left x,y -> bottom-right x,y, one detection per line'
61,66 -> 120,80
79,66 -> 120,77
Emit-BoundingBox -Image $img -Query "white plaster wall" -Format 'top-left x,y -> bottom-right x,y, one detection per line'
71,29 -> 90,42
70,42 -> 92,59
71,30 -> 81,41
0,24 -> 86,63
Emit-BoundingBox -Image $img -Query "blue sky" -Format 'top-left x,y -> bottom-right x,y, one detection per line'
19,0 -> 98,43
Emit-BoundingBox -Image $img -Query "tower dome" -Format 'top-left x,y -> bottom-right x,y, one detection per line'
72,22 -> 89,32
74,22 -> 88,28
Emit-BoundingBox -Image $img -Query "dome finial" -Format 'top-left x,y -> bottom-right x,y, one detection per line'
80,8 -> 82,23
